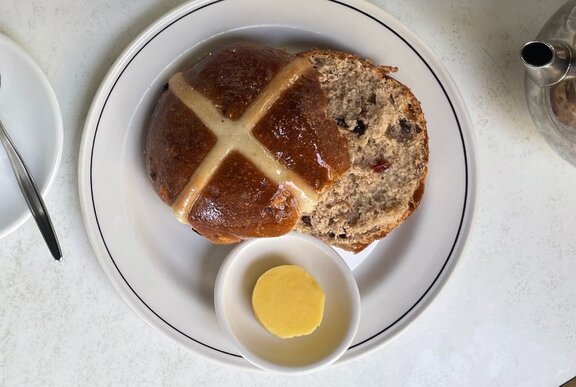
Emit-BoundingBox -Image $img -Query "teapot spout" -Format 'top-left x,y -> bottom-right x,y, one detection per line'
521,40 -> 576,87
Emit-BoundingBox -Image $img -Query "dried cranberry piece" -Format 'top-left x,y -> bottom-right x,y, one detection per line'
371,159 -> 391,173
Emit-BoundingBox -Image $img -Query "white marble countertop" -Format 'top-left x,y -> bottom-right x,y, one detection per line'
0,0 -> 575,385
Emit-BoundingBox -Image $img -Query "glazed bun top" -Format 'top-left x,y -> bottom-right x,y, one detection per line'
145,43 -> 351,244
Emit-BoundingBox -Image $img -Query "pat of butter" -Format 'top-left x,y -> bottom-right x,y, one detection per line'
252,265 -> 325,339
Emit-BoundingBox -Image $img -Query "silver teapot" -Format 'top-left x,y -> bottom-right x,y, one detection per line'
521,0 -> 576,166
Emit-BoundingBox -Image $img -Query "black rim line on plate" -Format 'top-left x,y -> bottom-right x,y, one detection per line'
89,0 -> 469,359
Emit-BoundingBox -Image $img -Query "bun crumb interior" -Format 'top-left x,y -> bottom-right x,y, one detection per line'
295,50 -> 429,252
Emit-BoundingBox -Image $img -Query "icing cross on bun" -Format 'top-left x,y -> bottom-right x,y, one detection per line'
145,43 -> 351,244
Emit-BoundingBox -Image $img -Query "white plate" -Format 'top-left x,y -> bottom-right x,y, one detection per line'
78,0 -> 477,367
0,34 -> 63,239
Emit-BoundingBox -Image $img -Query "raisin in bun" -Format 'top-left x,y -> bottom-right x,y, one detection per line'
145,43 -> 351,244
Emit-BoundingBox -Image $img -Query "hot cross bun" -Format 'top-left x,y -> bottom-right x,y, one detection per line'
145,43 -> 351,244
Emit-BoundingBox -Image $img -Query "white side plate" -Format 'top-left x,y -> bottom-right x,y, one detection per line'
78,0 -> 477,368
0,33 -> 63,239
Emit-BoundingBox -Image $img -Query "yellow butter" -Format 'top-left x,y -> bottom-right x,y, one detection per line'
252,265 -> 325,339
